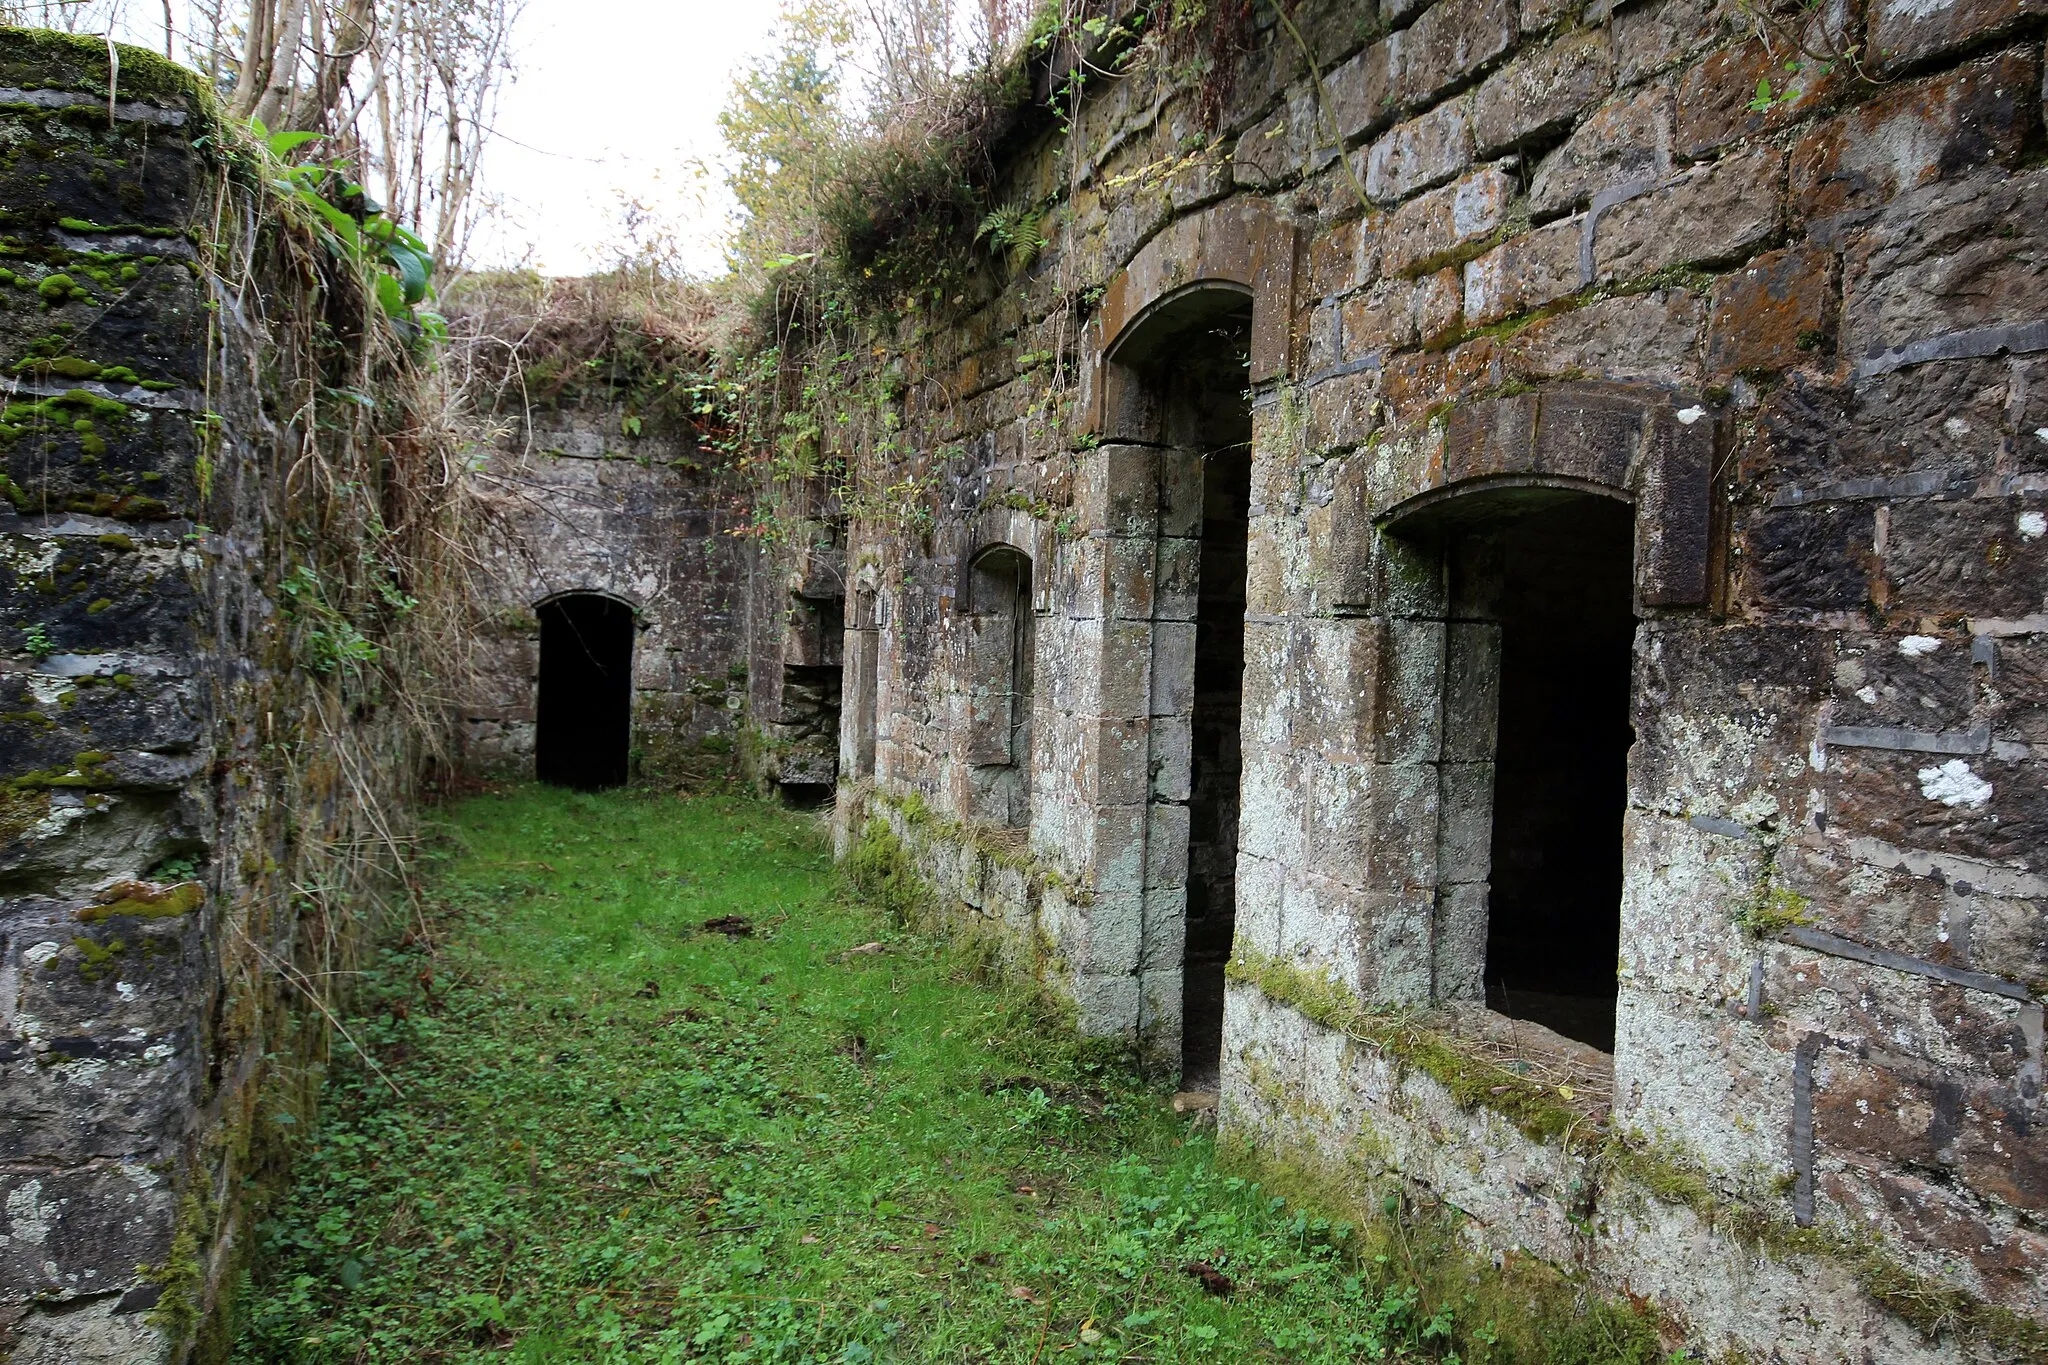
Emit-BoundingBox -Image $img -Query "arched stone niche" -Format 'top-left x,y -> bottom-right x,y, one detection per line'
1088,199 -> 1297,439
1365,382 -> 1722,1036
1377,382 -> 1721,610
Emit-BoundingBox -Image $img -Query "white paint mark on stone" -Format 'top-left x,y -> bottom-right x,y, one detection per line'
21,941 -> 60,968
1855,685 -> 1878,704
2019,510 -> 2046,540
2035,427 -> 2048,443
1898,635 -> 1941,656
115,982 -> 136,1002
4,1179 -> 52,1247
1943,417 -> 1970,436
1676,406 -> 1706,425
1918,758 -> 1992,808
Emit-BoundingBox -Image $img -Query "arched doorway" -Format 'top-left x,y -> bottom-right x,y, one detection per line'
1105,283 -> 1254,1086
535,593 -> 635,789
1385,480 -> 1639,1052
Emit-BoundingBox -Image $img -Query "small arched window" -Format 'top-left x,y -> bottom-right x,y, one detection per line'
964,546 -> 1034,827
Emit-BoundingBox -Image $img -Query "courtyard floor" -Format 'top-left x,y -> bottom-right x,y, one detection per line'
229,785 -> 1664,1364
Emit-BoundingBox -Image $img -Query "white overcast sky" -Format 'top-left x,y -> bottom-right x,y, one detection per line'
464,0 -> 784,277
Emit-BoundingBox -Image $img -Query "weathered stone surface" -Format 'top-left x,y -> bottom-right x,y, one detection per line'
1593,145 -> 1785,282
1706,246 -> 1835,376
1362,96 -> 1474,204
1382,165 -> 1513,278
1388,0 -> 1518,110
1675,34 -> 1842,159
1471,27 -> 1614,157
1527,82 -> 1675,218
1462,216 -> 1583,325
1789,48 -> 2037,231
1866,0 -> 2048,75
1839,168 -> 2048,378
1321,40 -> 1398,145
1612,0 -> 1740,84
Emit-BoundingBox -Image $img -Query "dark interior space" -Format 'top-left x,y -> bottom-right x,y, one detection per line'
1132,303 -> 1252,1090
1183,444 -> 1251,1087
536,593 -> 635,789
1482,498 -> 1637,1052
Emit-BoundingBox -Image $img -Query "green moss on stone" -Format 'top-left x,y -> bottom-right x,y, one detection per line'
77,879 -> 205,922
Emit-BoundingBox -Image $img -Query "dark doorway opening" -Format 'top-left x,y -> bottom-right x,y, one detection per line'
536,593 -> 635,790
1183,445 -> 1250,1087
1482,498 -> 1636,1052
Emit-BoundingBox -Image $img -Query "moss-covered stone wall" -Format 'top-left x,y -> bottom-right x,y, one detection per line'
1,30 -> 439,1363
824,0 -> 2048,1357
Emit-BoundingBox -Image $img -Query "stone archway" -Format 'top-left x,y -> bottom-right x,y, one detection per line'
1052,200 -> 1298,1074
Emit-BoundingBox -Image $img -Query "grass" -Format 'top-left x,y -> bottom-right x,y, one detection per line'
231,785 -> 1671,1364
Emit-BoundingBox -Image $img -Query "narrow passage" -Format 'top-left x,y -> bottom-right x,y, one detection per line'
234,788 -> 1661,1364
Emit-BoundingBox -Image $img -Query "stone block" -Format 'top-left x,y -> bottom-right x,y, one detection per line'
1342,277 -> 1422,354
1706,246 -> 1835,377
1234,852 -> 1287,957
1305,758 -> 1375,873
1434,760 -> 1495,883
1675,28 -> 1844,160
1462,216 -> 1583,326
1104,534 -> 1157,620
1628,622 -> 1829,814
1146,710 -> 1193,803
1301,365 -> 1386,452
1442,620 -> 1502,761
1150,620 -> 1198,716
1593,145 -> 1785,282
1376,616 -> 1447,763
1369,761 -> 1442,888
1154,535 -> 1201,620
1839,168 -> 2048,374
1389,0 -> 1518,111
1233,91 -> 1314,191
1414,266 -> 1464,348
1146,802 -> 1192,888
1383,166 -> 1514,278
1884,497 -> 2048,621
1238,749 -> 1310,868
1472,27 -> 1614,158
1612,0 -> 1741,86
1501,290 -> 1707,390
1528,82 -> 1674,219
1323,39 -> 1399,145
1140,883 -> 1189,972
1160,449 -> 1206,537
1788,48 -> 2036,231
1076,444 -> 1160,535
1090,804 -> 1149,898
1091,715 -> 1152,806
1098,620 -> 1154,717
1433,880 -> 1490,1000
1304,617 -> 1386,763
1866,0 -> 2048,76
1304,214 -> 1382,301
1363,96 -> 1474,205
1072,972 -> 1142,1038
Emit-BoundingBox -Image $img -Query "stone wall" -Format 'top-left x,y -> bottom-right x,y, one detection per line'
831,0 -> 2048,1355
459,403 -> 752,783
1,32 -> 444,1362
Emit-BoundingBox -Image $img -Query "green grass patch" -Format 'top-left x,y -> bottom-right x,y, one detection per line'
232,786 -> 1673,1363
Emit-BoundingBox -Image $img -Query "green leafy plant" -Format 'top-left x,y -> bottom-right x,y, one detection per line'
247,119 -> 445,342
975,201 -> 1049,273
22,623 -> 55,659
